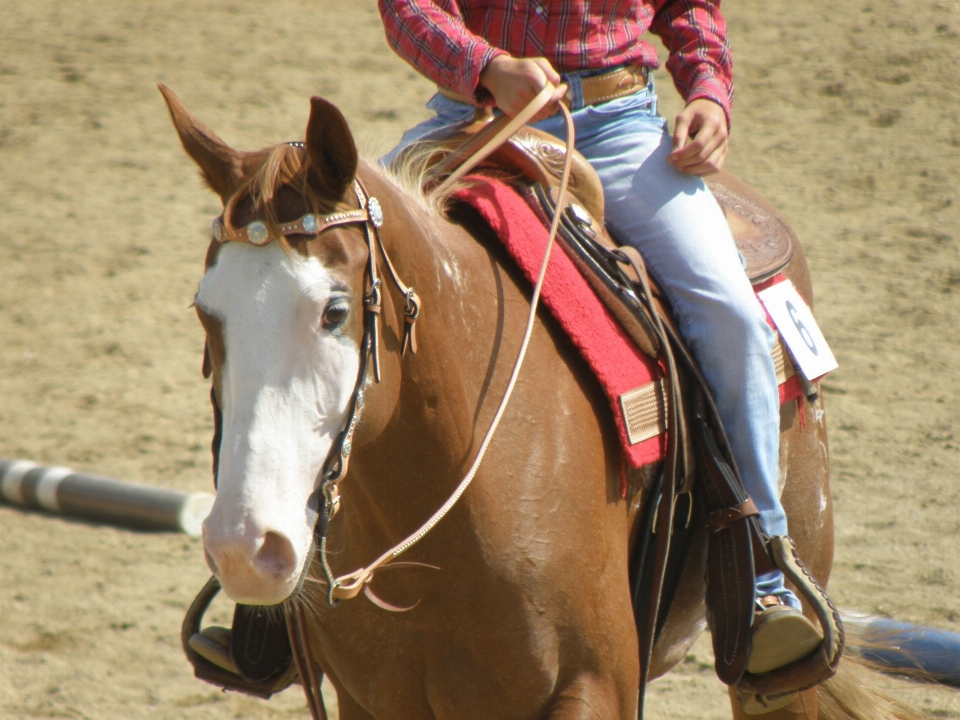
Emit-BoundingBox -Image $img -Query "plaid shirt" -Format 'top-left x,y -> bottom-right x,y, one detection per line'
379,0 -> 734,122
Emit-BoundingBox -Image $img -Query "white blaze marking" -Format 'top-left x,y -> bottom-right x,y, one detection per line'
196,242 -> 360,601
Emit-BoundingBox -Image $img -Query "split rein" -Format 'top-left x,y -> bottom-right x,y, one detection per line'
314,86 -> 576,607
210,87 -> 572,720
210,87 -> 573,605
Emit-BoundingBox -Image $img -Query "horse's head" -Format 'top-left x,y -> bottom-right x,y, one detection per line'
161,85 -> 383,605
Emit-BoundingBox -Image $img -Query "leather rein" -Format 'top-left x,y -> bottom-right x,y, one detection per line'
209,87 -> 574,719
317,86 -> 575,607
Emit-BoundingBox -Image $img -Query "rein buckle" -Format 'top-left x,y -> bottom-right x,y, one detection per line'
322,480 -> 340,519
364,279 -> 383,315
402,288 -> 421,356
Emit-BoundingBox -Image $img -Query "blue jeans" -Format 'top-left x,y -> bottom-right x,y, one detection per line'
383,76 -> 795,607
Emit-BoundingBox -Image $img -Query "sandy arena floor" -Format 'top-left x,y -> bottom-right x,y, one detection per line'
1,1 -> 958,718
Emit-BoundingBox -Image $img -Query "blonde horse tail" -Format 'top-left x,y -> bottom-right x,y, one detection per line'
815,654 -> 929,720
729,654 -> 931,720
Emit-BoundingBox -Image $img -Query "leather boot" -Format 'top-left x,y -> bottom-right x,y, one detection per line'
736,596 -> 823,714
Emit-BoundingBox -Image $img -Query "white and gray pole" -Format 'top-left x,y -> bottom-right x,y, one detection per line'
0,458 -> 213,536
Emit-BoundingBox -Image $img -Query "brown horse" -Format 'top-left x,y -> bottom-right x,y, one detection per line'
161,85 -> 922,720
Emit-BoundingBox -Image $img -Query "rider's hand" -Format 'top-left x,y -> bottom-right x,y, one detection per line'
478,55 -> 568,121
668,98 -> 729,176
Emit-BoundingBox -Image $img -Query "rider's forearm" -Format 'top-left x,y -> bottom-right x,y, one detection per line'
378,0 -> 507,103
650,0 -> 734,128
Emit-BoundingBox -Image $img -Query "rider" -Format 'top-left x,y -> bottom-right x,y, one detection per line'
377,0 -> 821,705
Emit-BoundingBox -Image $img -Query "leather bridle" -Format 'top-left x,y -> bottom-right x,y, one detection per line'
204,88 -> 574,720
309,178 -> 421,528
211,170 -> 423,545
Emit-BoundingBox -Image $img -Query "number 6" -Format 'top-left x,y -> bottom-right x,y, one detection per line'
786,300 -> 818,356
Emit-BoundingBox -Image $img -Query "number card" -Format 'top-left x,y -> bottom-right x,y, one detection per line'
758,280 -> 838,381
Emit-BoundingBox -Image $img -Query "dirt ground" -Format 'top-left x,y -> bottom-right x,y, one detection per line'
0,1 -> 958,718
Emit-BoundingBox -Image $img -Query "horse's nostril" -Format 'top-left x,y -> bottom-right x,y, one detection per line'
253,531 -> 297,580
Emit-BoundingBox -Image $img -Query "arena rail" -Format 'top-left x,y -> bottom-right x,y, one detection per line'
0,457 -> 213,536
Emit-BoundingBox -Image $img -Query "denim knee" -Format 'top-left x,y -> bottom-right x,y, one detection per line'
683,285 -> 773,365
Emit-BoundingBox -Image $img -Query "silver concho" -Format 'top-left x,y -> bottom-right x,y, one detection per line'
211,218 -> 223,242
569,202 -> 593,227
367,197 -> 384,228
246,221 -> 269,245
302,213 -> 319,235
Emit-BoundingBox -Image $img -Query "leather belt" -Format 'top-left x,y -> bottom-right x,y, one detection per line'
438,64 -> 650,108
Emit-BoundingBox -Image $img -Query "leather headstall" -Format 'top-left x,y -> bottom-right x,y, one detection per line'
183,175 -> 422,716
210,176 -> 421,527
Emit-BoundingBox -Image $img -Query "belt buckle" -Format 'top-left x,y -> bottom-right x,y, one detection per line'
627,65 -> 648,86
616,70 -> 640,91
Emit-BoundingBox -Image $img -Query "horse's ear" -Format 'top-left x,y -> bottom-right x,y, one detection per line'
158,84 -> 244,202
305,96 -> 358,201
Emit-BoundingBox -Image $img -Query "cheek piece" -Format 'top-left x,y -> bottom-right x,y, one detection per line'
207,177 -> 421,589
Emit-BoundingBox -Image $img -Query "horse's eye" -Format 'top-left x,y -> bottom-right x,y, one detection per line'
322,301 -> 349,330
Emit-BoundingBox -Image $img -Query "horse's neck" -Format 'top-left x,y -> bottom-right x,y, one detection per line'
338,166 -> 506,548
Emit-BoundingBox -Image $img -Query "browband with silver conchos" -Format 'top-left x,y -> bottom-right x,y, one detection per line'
211,185 -> 383,246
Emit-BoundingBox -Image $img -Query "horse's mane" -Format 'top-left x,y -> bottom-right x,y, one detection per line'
219,140 -> 470,245
378,141 -> 460,217
220,144 -> 335,242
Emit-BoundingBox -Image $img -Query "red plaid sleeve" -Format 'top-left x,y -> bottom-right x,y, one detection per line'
650,0 -> 734,126
378,0 -> 508,103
